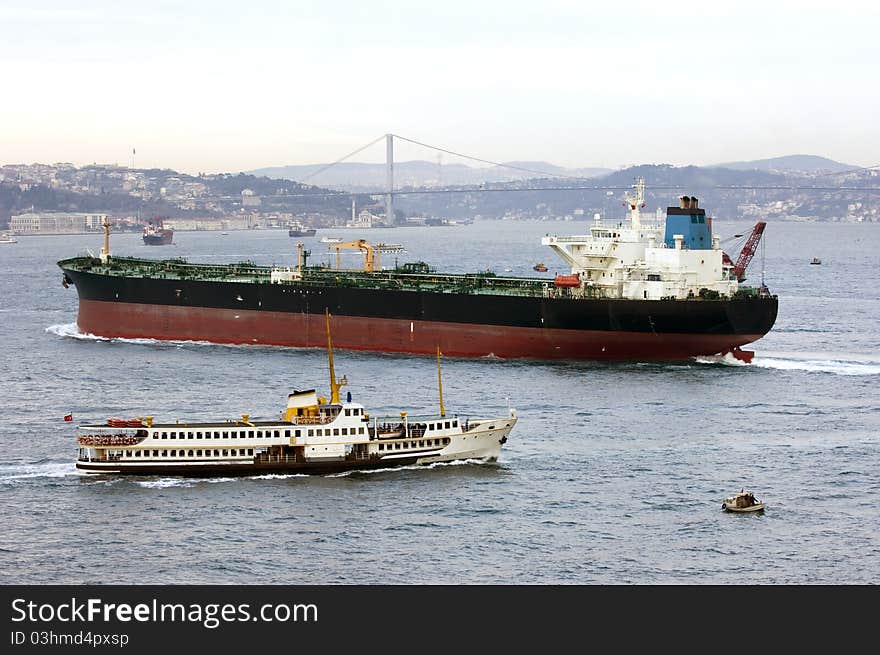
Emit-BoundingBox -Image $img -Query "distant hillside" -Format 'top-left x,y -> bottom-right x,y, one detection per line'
249,160 -> 612,189
713,154 -> 853,173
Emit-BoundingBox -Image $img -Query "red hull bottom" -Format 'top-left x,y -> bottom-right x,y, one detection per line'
76,300 -> 764,360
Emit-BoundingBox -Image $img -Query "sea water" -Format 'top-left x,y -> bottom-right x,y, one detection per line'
0,220 -> 877,583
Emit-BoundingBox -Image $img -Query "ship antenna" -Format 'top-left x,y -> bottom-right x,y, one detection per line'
436,345 -> 446,418
325,308 -> 346,404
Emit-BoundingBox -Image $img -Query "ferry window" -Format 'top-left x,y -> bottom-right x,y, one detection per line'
333,429 -> 340,436
379,444 -> 384,451
153,450 -> 159,457
342,428 -> 348,436
308,430 -> 314,437
345,409 -> 351,416
170,432 -> 176,439
444,438 -> 450,445
222,432 -> 228,439
257,431 -> 263,438
359,427 -> 364,434
453,420 -> 457,427
196,450 -> 202,457
445,422 -> 450,429
161,432 -> 167,439
295,430 -> 301,437
285,430 -> 290,438
196,432 -> 202,439
274,431 -> 280,438
134,451 -> 141,457
222,449 -> 228,456
429,423 -> 434,430
170,450 -> 177,457
161,450 -> 167,457
395,443 -> 401,450
419,441 -> 424,447
248,449 -> 253,456
231,431 -> 237,438
186,450 -> 192,457
213,432 -> 220,439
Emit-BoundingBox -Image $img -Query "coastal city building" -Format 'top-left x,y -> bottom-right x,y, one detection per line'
10,212 -> 108,234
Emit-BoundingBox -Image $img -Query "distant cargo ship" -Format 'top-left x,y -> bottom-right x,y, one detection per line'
142,221 -> 173,245
59,180 -> 777,361
288,221 -> 316,237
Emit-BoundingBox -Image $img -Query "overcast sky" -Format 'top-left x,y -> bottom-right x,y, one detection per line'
2,0 -> 878,173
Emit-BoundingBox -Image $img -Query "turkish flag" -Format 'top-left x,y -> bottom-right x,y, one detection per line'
63,413 -> 73,422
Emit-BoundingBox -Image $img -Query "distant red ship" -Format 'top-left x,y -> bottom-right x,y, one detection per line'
143,221 -> 173,245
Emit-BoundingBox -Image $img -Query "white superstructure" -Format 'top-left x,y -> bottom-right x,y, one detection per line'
541,178 -> 739,300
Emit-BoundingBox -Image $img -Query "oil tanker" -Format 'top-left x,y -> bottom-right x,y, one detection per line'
58,180 -> 777,361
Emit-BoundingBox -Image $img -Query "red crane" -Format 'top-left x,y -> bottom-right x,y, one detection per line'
732,221 -> 766,282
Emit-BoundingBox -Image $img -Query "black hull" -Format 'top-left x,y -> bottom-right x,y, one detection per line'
76,454 -> 465,477
143,233 -> 173,245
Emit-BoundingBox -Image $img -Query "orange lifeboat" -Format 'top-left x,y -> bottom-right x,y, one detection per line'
554,274 -> 581,287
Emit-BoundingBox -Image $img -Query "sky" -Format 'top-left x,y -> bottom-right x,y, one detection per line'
2,0 -> 878,174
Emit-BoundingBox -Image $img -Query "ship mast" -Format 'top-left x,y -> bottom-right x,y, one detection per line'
436,345 -> 446,418
623,176 -> 645,230
99,218 -> 111,263
325,309 -> 347,404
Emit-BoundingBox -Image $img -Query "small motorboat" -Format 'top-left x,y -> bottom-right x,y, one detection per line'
722,489 -> 765,513
810,257 -> 821,265
533,262 -> 548,272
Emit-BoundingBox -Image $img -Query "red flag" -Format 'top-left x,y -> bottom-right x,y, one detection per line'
64,413 -> 73,422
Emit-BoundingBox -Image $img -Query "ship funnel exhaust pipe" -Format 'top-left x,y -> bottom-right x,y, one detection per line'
680,196 -> 690,209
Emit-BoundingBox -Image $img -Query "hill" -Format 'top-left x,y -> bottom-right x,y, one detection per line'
713,154 -> 853,173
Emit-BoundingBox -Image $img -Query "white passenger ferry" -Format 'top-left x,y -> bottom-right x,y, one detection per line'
76,315 -> 516,476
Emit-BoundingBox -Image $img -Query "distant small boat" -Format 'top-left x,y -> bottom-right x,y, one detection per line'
533,262 -> 548,272
320,236 -> 343,244
722,489 -> 765,513
810,257 -> 821,265
0,232 -> 17,244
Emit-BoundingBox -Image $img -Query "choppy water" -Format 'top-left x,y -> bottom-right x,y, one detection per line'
1,220 -> 878,584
